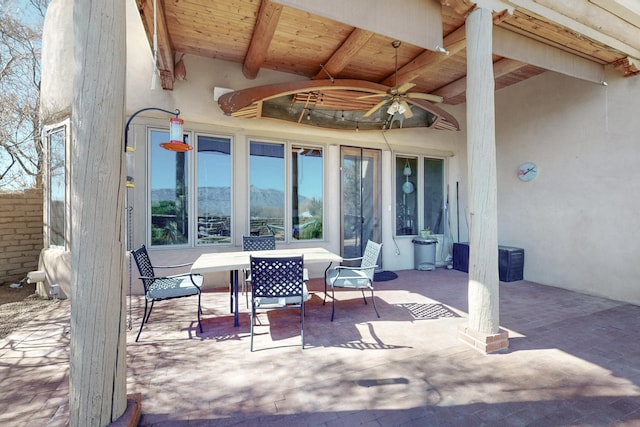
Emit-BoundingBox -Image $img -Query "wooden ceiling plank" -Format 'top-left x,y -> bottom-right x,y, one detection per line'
380,25 -> 467,87
312,28 -> 375,79
243,0 -> 283,79
507,0 -> 640,61
433,57 -> 527,100
136,0 -> 175,90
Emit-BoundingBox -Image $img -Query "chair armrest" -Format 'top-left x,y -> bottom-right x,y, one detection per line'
153,262 -> 193,269
341,257 -> 363,263
334,264 -> 378,272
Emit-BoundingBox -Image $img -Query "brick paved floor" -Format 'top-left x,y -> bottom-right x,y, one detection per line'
1,268 -> 640,426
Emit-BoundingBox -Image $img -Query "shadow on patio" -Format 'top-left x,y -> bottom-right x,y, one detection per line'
1,268 -> 640,426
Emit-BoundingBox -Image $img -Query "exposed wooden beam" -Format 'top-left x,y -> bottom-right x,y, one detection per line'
613,57 -> 640,76
243,0 -> 283,80
136,0 -> 175,90
312,28 -> 374,80
440,0 -> 476,16
380,25 -> 467,88
433,58 -> 528,100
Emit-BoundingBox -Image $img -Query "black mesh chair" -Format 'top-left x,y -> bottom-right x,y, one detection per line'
131,245 -> 203,342
242,235 -> 276,307
249,255 -> 307,351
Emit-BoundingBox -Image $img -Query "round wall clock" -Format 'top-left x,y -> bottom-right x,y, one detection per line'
517,162 -> 538,181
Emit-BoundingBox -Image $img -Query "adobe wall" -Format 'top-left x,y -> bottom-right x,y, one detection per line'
0,188 -> 43,285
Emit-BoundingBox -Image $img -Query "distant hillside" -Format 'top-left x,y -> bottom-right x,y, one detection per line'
152,186 -> 314,217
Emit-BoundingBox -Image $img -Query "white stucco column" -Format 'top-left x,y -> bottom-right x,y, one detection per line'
457,7 -> 508,352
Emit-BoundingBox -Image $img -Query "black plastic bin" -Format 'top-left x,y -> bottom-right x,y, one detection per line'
452,242 -> 524,282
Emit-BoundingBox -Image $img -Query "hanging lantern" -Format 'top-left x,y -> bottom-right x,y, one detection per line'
160,117 -> 192,152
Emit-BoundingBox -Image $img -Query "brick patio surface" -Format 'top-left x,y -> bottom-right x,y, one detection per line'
1,268 -> 640,426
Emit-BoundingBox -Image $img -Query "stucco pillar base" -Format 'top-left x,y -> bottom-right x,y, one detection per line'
109,393 -> 142,427
457,323 -> 509,353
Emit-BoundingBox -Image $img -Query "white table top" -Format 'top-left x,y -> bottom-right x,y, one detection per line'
191,247 -> 343,274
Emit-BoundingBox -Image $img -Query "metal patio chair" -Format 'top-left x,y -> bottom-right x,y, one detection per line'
249,255 -> 308,351
131,245 -> 203,342
242,235 -> 276,307
324,240 -> 383,321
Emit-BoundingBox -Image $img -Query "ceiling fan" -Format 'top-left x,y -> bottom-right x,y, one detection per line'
361,41 -> 443,119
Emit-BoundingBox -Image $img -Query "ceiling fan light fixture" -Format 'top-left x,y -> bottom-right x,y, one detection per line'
387,100 -> 406,115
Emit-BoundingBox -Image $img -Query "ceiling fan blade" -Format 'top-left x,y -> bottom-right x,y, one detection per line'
400,100 -> 413,118
396,82 -> 416,94
407,92 -> 444,103
357,93 -> 387,99
363,99 -> 389,117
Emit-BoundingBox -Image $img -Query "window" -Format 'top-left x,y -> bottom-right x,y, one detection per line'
396,156 -> 418,236
291,146 -> 323,240
48,125 -> 67,247
249,141 -> 285,238
423,158 -> 445,234
249,140 -> 323,241
197,135 -> 231,245
149,130 -> 233,247
149,129 -> 190,246
395,155 -> 445,236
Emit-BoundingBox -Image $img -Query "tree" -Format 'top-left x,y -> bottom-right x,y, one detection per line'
0,0 -> 49,190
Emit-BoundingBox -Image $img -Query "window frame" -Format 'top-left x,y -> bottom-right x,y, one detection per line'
44,119 -> 71,249
194,132 -> 234,247
247,137 -> 325,243
394,152 -> 447,238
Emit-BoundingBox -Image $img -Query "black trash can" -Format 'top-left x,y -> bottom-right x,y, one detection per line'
412,238 -> 437,271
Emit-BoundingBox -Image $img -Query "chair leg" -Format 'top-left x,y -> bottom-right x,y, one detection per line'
197,292 -> 203,333
250,303 -> 255,352
135,298 -> 150,342
301,302 -> 305,349
330,286 -> 336,322
370,288 -> 380,318
360,289 -> 368,304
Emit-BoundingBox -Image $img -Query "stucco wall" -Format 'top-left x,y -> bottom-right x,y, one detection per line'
493,68 -> 640,304
0,189 -> 43,285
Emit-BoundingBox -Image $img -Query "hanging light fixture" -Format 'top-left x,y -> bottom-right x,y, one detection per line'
387,100 -> 406,115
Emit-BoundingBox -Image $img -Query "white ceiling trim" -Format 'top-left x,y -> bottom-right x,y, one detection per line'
589,0 -> 640,28
494,27 -> 606,84
271,0 -> 444,51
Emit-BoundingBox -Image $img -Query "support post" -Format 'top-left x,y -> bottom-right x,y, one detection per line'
70,1 -> 128,424
458,7 -> 508,353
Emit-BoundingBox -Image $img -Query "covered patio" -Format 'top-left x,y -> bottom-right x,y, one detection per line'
3,269 -> 640,426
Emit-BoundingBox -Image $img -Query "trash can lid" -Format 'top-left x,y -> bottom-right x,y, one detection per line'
412,238 -> 437,245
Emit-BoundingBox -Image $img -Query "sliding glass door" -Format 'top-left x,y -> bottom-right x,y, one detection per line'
340,147 -> 381,260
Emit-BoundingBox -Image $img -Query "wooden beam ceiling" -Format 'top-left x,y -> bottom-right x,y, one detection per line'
243,0 -> 283,79
311,28 -> 374,80
136,0 -> 175,90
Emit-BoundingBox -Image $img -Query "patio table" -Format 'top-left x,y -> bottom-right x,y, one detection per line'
191,247 -> 342,326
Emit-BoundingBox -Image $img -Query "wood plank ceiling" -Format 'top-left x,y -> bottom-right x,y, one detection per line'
135,0 -> 640,129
